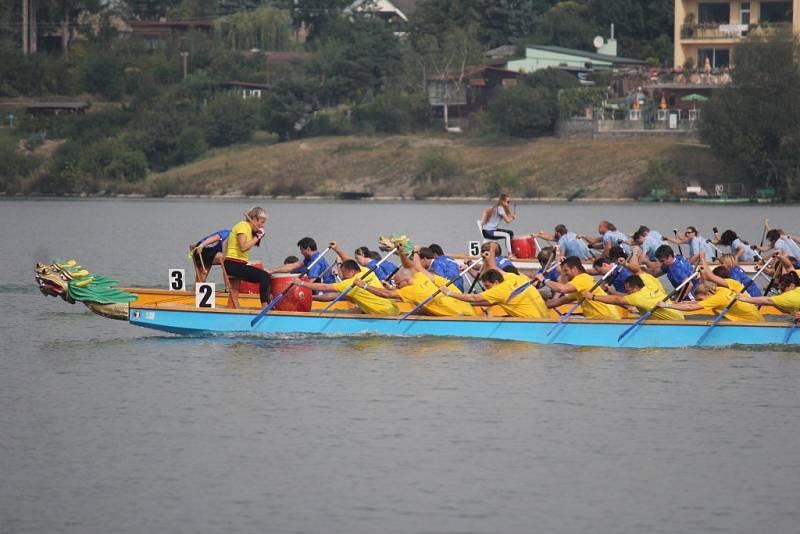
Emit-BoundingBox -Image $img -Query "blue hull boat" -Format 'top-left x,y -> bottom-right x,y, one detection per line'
128,304 -> 800,349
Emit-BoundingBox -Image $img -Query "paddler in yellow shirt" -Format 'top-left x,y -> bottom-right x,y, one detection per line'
442,250 -> 552,318
542,256 -> 622,319
737,271 -> 800,316
298,257 -> 399,316
663,265 -> 764,322
582,274 -> 684,321
355,243 -> 476,317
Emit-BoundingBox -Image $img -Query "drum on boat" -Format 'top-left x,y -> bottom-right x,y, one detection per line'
511,235 -> 537,259
268,273 -> 312,312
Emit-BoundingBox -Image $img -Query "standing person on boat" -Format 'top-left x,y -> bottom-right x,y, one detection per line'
737,272 -> 800,315
442,251 -> 551,318
428,244 -> 464,292
356,245 -> 476,317
579,221 -> 631,257
295,252 -> 400,316
632,226 -> 664,262
223,207 -> 270,305
536,225 -> 592,260
716,230 -> 757,262
717,254 -> 761,297
668,226 -> 715,263
539,256 -> 623,319
269,237 -> 335,284
583,274 -> 685,321
189,228 -> 230,283
480,193 -> 516,255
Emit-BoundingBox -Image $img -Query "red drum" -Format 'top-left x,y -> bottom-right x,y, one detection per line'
511,235 -> 537,259
268,273 -> 312,312
238,262 -> 265,294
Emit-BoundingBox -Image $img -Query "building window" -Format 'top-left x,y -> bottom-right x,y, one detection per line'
698,3 -> 731,23
759,1 -> 793,23
741,2 -> 750,24
698,48 -> 730,68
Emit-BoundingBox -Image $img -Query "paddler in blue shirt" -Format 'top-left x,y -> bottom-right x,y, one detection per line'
354,247 -> 397,281
579,220 -> 631,257
269,237 -> 335,284
428,244 -> 464,291
190,228 -> 231,282
536,224 -> 592,260
594,246 -> 633,294
652,244 -> 696,295
632,226 -> 664,261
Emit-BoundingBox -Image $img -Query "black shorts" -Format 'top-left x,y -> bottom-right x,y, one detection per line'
193,247 -> 219,269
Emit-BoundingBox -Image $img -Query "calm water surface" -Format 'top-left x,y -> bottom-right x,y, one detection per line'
1,200 -> 800,534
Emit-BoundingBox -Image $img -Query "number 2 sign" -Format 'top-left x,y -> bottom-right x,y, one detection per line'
195,283 -> 215,308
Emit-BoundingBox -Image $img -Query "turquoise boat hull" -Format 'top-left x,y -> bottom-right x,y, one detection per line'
128,306 -> 799,349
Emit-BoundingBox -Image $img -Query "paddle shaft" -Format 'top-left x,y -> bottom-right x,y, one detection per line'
398,257 -> 485,321
673,229 -> 684,257
547,265 -> 619,336
250,247 -> 332,327
318,247 -> 398,315
785,319 -> 799,344
617,269 -> 701,342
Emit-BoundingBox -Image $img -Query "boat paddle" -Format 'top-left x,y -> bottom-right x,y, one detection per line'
250,246 -> 332,327
398,257 -> 485,322
318,247 -> 398,316
696,258 -> 775,345
504,248 -> 559,304
546,264 -> 619,337
617,268 -> 701,342
673,228 -> 684,257
760,219 -> 768,248
784,318 -> 799,344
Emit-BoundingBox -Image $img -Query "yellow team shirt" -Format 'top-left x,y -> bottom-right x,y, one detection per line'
772,287 -> 800,313
698,279 -> 764,322
397,272 -> 476,316
624,272 -> 684,321
225,220 -> 252,262
569,272 -> 622,319
481,273 -> 550,318
332,267 -> 399,316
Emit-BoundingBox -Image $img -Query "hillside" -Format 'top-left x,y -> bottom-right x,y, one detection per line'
142,134 -> 744,200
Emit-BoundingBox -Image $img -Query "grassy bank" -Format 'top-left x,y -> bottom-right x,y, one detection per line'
142,134 -> 744,200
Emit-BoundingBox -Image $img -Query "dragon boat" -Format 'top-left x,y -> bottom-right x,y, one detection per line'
35,260 -> 799,349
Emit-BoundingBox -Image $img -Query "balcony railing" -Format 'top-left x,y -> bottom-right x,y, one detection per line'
680,21 -> 792,40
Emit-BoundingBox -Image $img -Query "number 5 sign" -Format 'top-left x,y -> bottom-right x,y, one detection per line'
195,283 -> 215,308
169,269 -> 186,291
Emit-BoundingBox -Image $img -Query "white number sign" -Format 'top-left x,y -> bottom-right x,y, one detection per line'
468,241 -> 481,256
195,283 -> 215,308
169,269 -> 186,291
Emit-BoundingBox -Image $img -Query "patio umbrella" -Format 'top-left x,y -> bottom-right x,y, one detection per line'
681,93 -> 709,110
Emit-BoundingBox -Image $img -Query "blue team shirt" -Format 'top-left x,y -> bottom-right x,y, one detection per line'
430,255 -> 464,291
298,251 -> 334,284
538,265 -> 560,282
689,236 -> 715,259
367,259 -> 398,281
610,265 -> 633,294
731,238 -> 756,262
642,232 -> 663,260
662,254 -> 696,290
603,230 -> 631,256
775,236 -> 800,263
496,255 -> 513,269
196,229 -> 231,254
730,265 -> 761,297
558,232 -> 591,260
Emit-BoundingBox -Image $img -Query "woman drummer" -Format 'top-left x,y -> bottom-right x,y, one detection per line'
480,193 -> 516,255
223,207 -> 271,305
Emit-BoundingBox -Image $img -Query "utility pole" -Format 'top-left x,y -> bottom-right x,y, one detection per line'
29,0 -> 37,53
22,0 -> 29,55
180,52 -> 189,80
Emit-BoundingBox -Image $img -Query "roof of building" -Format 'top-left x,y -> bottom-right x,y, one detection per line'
524,44 -> 645,65
485,45 -> 519,59
391,0 -> 417,16
223,81 -> 272,89
348,0 -> 417,19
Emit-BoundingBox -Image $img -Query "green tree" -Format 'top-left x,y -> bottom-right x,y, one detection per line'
701,32 -> 800,198
261,78 -> 316,141
205,94 -> 258,147
215,5 -> 293,50
488,84 -> 557,137
80,51 -> 125,100
528,1 -> 599,50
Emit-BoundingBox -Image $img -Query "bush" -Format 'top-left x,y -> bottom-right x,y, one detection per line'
415,149 -> 463,184
175,127 -> 208,164
352,91 -> 429,133
79,138 -> 148,182
205,95 -> 258,147
80,52 -> 124,100
487,84 -> 557,137
261,78 -> 316,141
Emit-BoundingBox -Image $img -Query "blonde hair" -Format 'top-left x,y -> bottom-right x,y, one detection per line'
695,282 -> 717,298
718,253 -> 737,269
246,206 -> 267,220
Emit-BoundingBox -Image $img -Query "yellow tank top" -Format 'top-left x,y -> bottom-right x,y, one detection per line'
225,220 -> 253,262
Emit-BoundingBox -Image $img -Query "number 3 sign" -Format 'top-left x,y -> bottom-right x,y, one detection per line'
169,269 -> 186,291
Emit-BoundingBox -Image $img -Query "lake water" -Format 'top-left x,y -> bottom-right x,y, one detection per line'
2,199 -> 800,534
